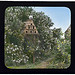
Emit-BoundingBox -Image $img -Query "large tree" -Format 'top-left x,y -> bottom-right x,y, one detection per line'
5,6 -> 61,66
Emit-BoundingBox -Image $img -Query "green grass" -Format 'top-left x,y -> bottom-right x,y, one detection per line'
7,64 -> 36,69
6,61 -> 41,69
6,57 -> 70,69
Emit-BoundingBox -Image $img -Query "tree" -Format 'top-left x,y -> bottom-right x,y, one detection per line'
5,6 -> 66,66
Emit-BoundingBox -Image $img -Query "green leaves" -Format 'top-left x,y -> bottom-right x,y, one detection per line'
5,6 -> 71,68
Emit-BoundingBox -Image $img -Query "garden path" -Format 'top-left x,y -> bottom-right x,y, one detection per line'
34,58 -> 53,68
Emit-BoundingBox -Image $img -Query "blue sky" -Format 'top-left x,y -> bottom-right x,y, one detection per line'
32,7 -> 71,33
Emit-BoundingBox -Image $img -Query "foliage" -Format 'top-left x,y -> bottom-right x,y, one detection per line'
5,6 -> 71,69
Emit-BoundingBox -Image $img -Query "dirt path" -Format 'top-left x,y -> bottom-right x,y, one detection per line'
34,58 -> 52,68
35,61 -> 48,68
34,57 -> 55,69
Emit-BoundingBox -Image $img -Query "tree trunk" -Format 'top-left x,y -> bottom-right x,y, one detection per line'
33,35 -> 35,64
33,51 -> 35,64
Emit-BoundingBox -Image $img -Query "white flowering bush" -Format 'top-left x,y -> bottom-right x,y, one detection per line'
5,43 -> 29,66
5,23 -> 29,66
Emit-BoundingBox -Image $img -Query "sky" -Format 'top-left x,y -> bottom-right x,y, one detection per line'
32,7 -> 71,33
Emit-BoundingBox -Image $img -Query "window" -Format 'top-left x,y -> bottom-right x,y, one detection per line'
30,31 -> 32,33
35,31 -> 36,33
26,31 -> 28,33
33,26 -> 34,29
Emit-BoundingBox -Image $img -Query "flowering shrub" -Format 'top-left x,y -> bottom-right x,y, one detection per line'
55,38 -> 71,68
5,24 -> 29,66
5,43 -> 29,66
